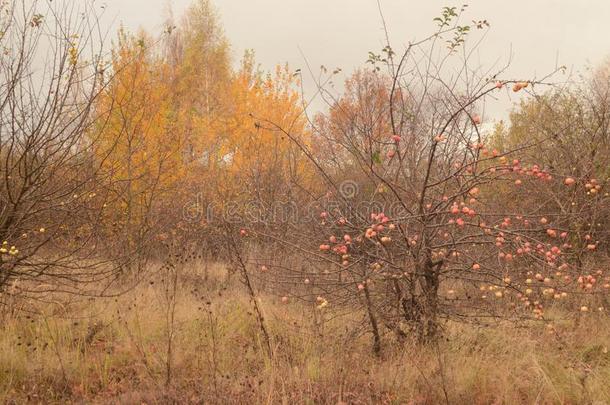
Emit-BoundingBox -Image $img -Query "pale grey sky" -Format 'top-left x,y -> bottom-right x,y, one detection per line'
99,0 -> 610,119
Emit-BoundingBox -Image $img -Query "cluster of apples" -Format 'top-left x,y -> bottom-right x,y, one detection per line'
318,211 -> 406,271
516,267 -> 608,316
576,270 -> 610,291
384,134 -> 403,159
0,241 -> 18,257
1,227 -> 48,258
318,213 -> 358,266
480,159 -> 554,183
563,177 -> 602,195
584,178 -> 603,195
364,212 -> 396,242
513,247 -> 608,315
512,81 -> 529,92
478,283 -> 509,299
510,162 -> 553,181
448,201 -> 477,229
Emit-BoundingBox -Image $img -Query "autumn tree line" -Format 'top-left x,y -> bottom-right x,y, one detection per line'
0,0 -> 608,349
0,0 -> 308,296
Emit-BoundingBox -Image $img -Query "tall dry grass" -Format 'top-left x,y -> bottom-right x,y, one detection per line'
0,262 -> 608,404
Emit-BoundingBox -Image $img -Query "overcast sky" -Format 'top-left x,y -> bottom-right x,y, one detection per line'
99,0 -> 610,119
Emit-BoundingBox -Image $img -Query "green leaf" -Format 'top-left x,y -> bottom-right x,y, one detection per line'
372,151 -> 382,164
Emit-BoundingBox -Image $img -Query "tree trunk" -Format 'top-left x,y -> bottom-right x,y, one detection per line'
363,283 -> 382,356
417,256 -> 440,343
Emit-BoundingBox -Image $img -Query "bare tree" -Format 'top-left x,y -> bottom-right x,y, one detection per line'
236,6 -> 607,350
0,0 -> 149,301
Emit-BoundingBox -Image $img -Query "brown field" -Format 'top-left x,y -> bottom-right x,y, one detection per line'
1,263 -> 608,405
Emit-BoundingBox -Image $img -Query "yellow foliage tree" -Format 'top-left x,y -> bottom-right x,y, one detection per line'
94,30 -> 182,247
208,53 -> 313,203
95,4 -> 314,241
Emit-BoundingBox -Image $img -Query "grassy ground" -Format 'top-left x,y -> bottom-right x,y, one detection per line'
0,263 -> 609,404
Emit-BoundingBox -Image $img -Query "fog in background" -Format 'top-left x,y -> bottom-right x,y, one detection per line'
100,0 -> 610,120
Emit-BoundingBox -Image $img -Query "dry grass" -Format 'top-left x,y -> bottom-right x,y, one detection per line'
0,263 -> 609,404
